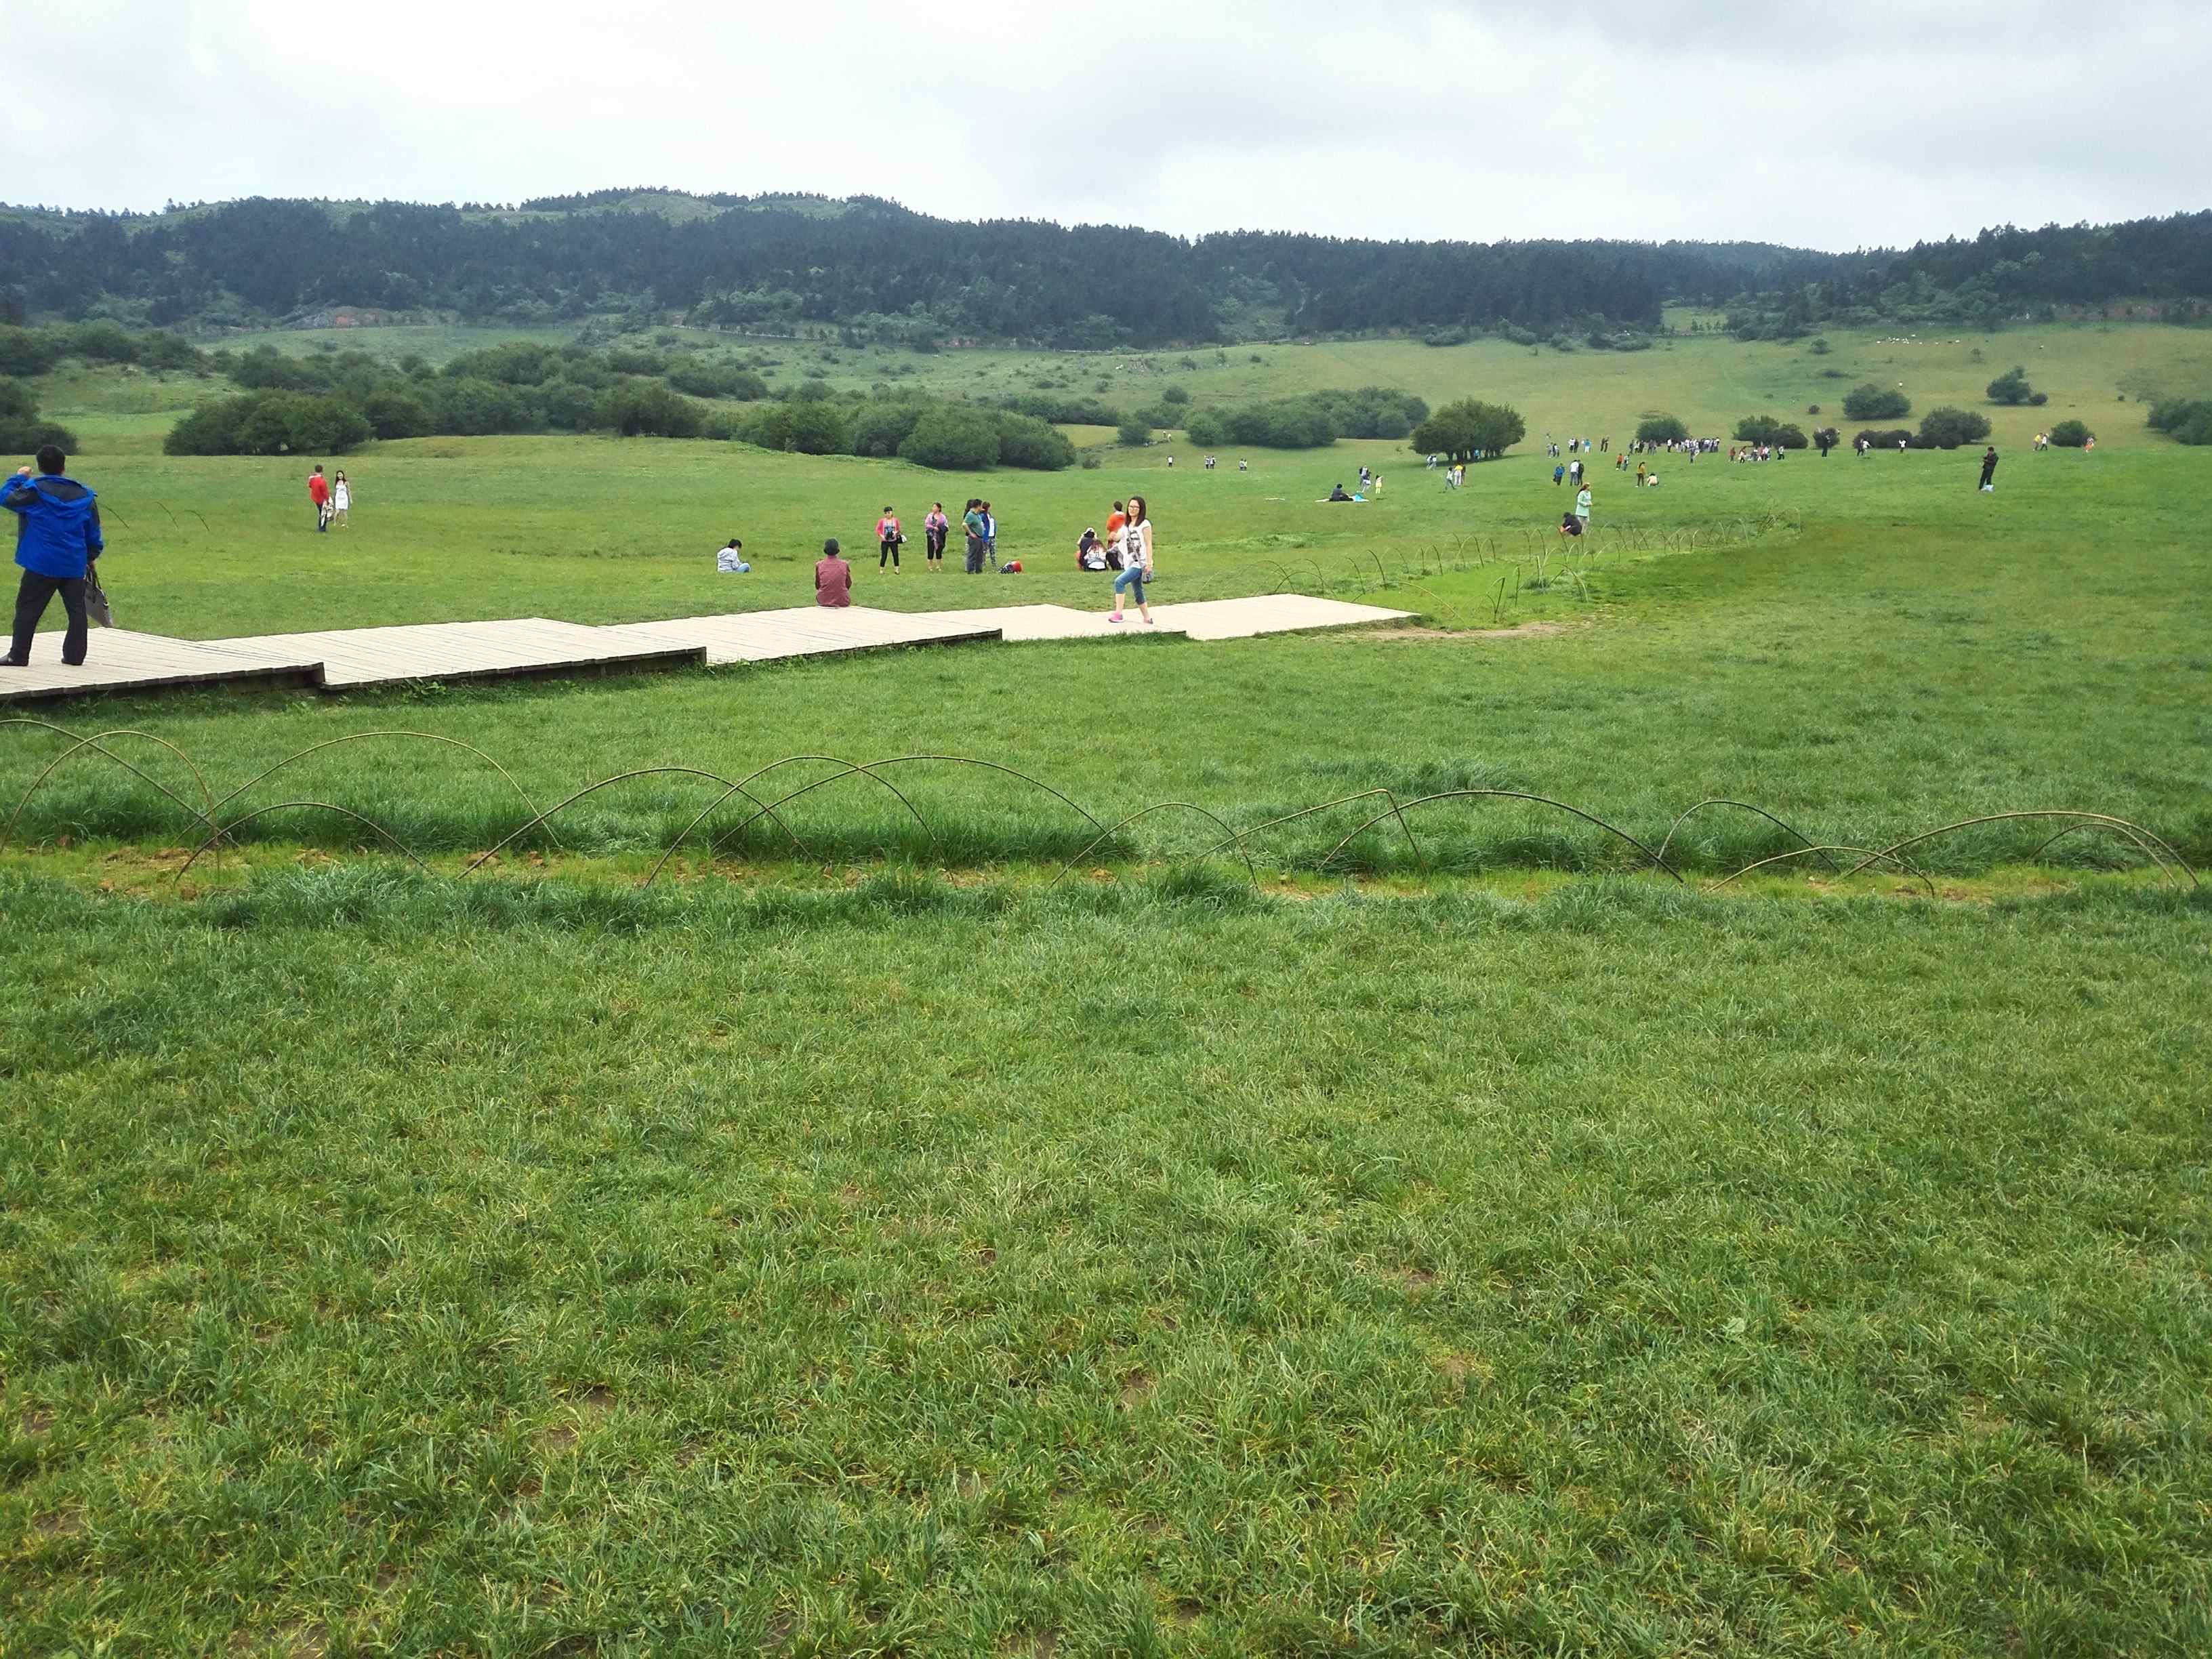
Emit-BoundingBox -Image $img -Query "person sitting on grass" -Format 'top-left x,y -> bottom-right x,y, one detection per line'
1328,483 -> 1353,502
815,537 -> 852,608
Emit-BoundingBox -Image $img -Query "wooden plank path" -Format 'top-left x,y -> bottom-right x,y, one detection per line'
0,596 -> 1409,705
200,619 -> 706,691
0,628 -> 321,704
617,607 -> 1003,664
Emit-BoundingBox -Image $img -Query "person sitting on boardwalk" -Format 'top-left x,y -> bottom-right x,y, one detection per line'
3,445 -> 106,670
815,537 -> 853,608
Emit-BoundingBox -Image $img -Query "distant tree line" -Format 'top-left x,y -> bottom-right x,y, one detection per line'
23,194 -> 2202,348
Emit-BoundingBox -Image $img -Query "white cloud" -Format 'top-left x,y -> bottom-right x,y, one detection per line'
12,0 -> 2206,247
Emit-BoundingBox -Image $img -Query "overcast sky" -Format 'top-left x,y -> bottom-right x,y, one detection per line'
14,1 -> 2206,250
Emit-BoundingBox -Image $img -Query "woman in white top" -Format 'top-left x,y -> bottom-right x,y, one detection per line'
1107,494 -> 1154,625
331,471 -> 352,527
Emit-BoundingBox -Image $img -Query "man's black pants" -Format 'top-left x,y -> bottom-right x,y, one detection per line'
10,570 -> 89,665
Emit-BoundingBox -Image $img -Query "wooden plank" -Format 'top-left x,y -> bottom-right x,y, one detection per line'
206,619 -> 703,690
0,629 -> 322,704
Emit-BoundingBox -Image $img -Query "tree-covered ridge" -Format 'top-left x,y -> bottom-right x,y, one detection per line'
1,192 -> 2205,345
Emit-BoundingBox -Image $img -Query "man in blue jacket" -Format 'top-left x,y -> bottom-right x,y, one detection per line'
3,445 -> 105,668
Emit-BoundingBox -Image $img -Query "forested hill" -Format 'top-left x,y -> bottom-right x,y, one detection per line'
1,190 -> 2207,346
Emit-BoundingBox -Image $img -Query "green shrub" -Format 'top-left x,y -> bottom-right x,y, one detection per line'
443,342 -> 563,386
167,390 -> 370,455
1986,365 -> 2034,405
0,376 -> 78,452
777,398 -> 847,453
1160,385 -> 1190,406
1183,407 -> 1228,447
67,321 -> 141,364
1635,414 -> 1689,445
1116,420 -> 1153,447
901,407 -> 1003,470
359,388 -> 433,440
600,380 -> 704,438
1843,384 -> 1912,421
0,326 -> 62,378
1410,398 -> 1526,461
429,376 -> 535,436
1918,407 -> 1993,448
2048,419 -> 2093,448
993,411 -> 1077,470
1000,393 -> 1121,426
668,361 -> 770,400
2147,397 -> 2212,445
1740,422 -> 1806,449
848,401 -> 926,459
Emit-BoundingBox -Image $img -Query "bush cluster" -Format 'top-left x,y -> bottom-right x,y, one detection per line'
0,377 -> 79,453
1842,384 -> 1912,421
1733,415 -> 1807,449
2047,419 -> 2093,448
1635,414 -> 1689,444
1984,365 -> 2046,407
2146,397 -> 2212,445
1917,407 -> 1993,449
1178,387 -> 1428,451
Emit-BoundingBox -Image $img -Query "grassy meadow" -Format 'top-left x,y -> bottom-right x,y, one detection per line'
3,321 -> 2210,1655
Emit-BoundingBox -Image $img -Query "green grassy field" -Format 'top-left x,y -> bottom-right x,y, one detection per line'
3,323 -> 2209,1655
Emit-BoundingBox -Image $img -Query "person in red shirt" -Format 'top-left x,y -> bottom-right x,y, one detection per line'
307,465 -> 331,532
815,538 -> 853,608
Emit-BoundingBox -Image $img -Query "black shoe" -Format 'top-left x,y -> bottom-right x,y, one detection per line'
0,656 -> 28,668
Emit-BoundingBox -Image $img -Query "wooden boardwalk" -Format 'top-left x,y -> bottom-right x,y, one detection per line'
617,607 -> 1004,664
0,628 -> 321,703
203,619 -> 706,691
0,596 -> 1409,705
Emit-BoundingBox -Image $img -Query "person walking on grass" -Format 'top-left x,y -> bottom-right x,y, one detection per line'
308,464 -> 331,531
876,505 -> 903,571
815,537 -> 853,607
331,470 -> 352,527
2,445 -> 105,670
1978,446 -> 1999,492
1107,493 -> 1153,626
962,498 -> 987,573
923,501 -> 949,571
1574,483 -> 1593,537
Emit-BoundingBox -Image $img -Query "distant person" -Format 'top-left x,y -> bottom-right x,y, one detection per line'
307,464 -> 331,531
962,497 -> 987,573
1574,483 -> 1592,534
1559,510 -> 1583,538
815,537 -> 853,607
980,500 -> 1000,570
1078,527 -> 1108,571
1328,483 -> 1353,501
331,470 -> 352,527
1107,493 -> 1154,625
1568,457 -> 1582,485
923,501 -> 949,571
1978,446 -> 1999,491
716,537 -> 747,573
1636,462 -> 1647,487
1237,458 -> 1248,471
875,504 -> 903,570
1370,474 -> 1383,497
2,445 -> 105,670
1553,463 -> 1565,487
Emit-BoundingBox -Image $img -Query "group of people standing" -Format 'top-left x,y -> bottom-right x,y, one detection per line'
815,494 -> 1155,623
